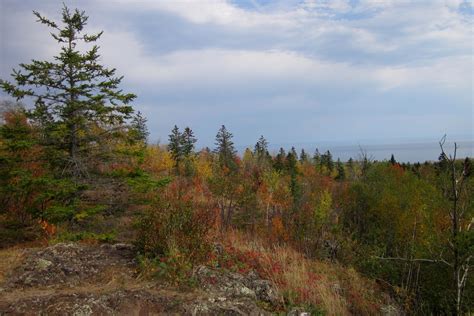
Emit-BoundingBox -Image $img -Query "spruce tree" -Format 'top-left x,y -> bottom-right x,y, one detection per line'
347,157 -> 354,178
214,125 -> 236,170
181,127 -> 197,157
0,6 -> 136,176
168,125 -> 182,163
325,150 -> 334,173
290,146 -> 298,161
313,148 -> 321,172
335,158 -> 346,180
390,154 -> 397,165
274,147 -> 286,171
300,149 -> 308,163
286,148 -> 300,203
130,111 -> 149,144
254,135 -> 269,163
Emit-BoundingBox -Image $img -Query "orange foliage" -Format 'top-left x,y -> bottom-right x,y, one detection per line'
270,216 -> 288,243
38,219 -> 56,238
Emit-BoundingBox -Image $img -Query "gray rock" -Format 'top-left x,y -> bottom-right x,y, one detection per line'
36,258 -> 53,270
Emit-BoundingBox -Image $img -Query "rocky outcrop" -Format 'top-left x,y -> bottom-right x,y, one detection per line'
5,243 -> 136,289
0,243 -> 279,315
194,265 -> 280,306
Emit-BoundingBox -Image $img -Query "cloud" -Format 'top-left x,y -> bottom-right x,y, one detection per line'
97,27 -> 471,95
0,0 -> 472,146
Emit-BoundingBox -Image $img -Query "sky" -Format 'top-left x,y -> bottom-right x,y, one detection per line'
0,0 -> 473,150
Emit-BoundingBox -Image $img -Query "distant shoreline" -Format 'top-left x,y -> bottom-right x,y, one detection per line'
235,140 -> 474,163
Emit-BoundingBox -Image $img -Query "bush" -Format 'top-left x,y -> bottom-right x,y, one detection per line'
135,179 -> 215,282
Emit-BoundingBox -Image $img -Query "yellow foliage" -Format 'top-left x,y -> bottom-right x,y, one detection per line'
144,145 -> 174,176
195,151 -> 213,179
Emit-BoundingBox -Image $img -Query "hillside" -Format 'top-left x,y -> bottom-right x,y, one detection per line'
0,236 -> 401,315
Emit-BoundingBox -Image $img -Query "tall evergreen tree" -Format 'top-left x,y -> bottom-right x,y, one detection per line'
347,157 -> 354,178
323,150 -> 334,173
181,127 -> 197,157
300,149 -> 308,163
168,125 -> 182,163
335,158 -> 346,180
290,146 -> 298,161
130,111 -> 149,144
274,147 -> 286,171
214,125 -> 236,170
0,6 -> 136,176
390,154 -> 397,165
286,148 -> 300,203
254,135 -> 268,157
313,148 -> 321,172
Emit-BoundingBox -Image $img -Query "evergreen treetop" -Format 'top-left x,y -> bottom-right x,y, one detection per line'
182,127 -> 197,157
214,125 -> 236,170
0,5 -> 136,176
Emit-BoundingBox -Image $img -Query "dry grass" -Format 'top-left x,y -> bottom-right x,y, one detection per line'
0,248 -> 26,284
223,230 -> 386,315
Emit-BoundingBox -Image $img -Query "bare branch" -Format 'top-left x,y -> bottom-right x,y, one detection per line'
373,256 -> 453,267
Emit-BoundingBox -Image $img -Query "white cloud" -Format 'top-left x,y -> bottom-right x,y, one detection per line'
1,0 -> 472,143
110,0 -> 300,28
97,27 -> 471,96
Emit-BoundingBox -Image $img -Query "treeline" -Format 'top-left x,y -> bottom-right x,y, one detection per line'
132,121 -> 474,314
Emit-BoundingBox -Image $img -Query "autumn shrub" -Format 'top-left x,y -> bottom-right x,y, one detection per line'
135,178 -> 215,283
0,109 -> 83,247
222,230 -> 393,315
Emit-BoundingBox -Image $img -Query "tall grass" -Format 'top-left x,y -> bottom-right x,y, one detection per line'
224,230 -> 387,315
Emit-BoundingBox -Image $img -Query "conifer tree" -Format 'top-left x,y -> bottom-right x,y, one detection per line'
347,157 -> 355,178
347,157 -> 354,169
286,149 -> 298,173
0,6 -> 136,176
300,149 -> 308,163
168,125 -> 183,163
214,125 -> 236,170
390,154 -> 397,165
254,135 -> 267,155
274,147 -> 286,171
130,111 -> 149,144
290,146 -> 298,161
335,158 -> 346,180
324,150 -> 334,173
254,135 -> 269,163
284,149 -> 300,204
313,148 -> 321,173
181,127 -> 197,157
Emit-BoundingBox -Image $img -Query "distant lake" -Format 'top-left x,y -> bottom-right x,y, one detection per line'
239,140 -> 474,163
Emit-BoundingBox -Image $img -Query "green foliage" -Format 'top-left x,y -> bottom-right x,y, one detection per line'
135,186 -> 213,269
51,231 -> 116,243
137,246 -> 196,286
0,109 -> 81,225
168,125 -> 197,175
126,168 -> 171,194
0,5 -> 136,176
335,159 -> 345,180
130,111 -> 149,144
214,125 -> 237,170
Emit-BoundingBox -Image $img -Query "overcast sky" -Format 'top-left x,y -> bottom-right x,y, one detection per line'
0,0 -> 473,148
